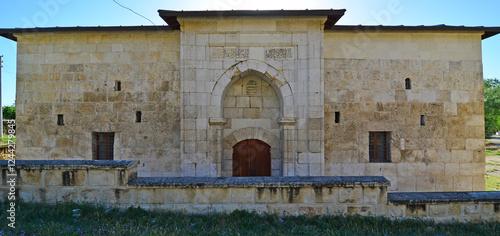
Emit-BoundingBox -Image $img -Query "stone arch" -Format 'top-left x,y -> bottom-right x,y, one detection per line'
225,127 -> 280,148
222,127 -> 281,176
208,60 -> 294,119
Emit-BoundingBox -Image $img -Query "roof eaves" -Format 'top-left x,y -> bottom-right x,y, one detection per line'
329,25 -> 500,40
158,9 -> 346,30
0,25 -> 174,41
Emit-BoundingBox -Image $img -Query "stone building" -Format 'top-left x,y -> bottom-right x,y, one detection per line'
1,9 -> 499,192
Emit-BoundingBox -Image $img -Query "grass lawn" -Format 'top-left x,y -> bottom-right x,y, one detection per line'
486,175 -> 500,191
485,149 -> 500,157
0,202 -> 499,235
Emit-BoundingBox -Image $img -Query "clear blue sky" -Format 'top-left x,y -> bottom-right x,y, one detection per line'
1,0 -> 499,106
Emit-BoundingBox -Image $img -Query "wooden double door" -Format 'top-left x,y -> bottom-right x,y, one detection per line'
232,139 -> 271,176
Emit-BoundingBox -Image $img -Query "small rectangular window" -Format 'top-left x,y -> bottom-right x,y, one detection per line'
405,78 -> 411,90
93,132 -> 115,160
420,115 -> 425,126
334,112 -> 340,123
136,111 -> 142,123
369,132 -> 390,163
115,81 -> 121,91
57,114 -> 64,126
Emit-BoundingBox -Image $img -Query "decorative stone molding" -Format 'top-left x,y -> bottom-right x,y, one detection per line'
209,117 -> 227,126
277,118 -> 296,126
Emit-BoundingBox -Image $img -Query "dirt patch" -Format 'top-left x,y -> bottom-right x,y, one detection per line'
486,142 -> 500,151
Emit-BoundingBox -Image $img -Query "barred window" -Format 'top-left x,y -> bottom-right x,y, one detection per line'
93,132 -> 115,160
369,132 -> 390,162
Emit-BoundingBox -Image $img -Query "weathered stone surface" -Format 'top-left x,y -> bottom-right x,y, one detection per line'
128,176 -> 390,188
12,11 -> 487,193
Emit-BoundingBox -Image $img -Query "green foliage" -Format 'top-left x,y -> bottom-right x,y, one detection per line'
484,78 -> 500,137
0,133 -> 15,144
0,202 -> 499,235
2,105 -> 15,119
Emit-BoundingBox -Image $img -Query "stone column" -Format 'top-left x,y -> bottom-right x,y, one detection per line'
209,118 -> 226,176
278,118 -> 296,176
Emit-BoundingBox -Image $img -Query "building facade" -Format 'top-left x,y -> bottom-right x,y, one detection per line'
2,9 -> 499,192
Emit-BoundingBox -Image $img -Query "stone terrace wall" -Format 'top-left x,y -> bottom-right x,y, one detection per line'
323,31 -> 485,192
1,160 -> 388,215
1,161 -> 499,222
14,30 -> 181,177
388,192 -> 500,222
1,160 -> 137,203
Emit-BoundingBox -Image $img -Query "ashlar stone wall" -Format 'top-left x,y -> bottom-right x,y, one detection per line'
15,30 -> 181,177
178,16 -> 327,177
323,31 -> 485,192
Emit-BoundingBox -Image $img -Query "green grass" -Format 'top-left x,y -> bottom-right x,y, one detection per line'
486,175 -> 500,191
486,161 -> 500,166
0,134 -> 15,145
485,149 -> 500,156
486,168 -> 499,173
0,202 -> 499,235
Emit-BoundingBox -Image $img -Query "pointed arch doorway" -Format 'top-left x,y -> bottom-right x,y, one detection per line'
233,139 -> 271,177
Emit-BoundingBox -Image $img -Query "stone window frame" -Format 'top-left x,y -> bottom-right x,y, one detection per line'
369,132 -> 391,163
92,132 -> 115,160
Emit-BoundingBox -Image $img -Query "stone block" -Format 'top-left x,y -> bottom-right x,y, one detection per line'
79,189 -> 101,203
282,187 -> 312,204
463,204 -> 480,215
77,103 -> 96,114
428,205 -> 449,217
135,189 -> 164,204
397,176 -> 416,192
164,188 -> 197,204
416,176 -> 435,192
459,163 -> 484,176
362,187 -> 380,204
197,188 -> 229,204
388,205 -> 405,218
45,170 -> 85,186
88,170 -> 115,186
465,139 -> 484,151
444,163 -> 460,176
102,189 -> 130,205
338,187 -> 362,204
299,206 -> 324,215
255,187 -> 281,203
35,188 -> 59,204
455,176 -> 473,191
435,176 -> 454,191
347,206 -> 373,216
406,204 -> 427,218
341,164 -> 365,176
60,187 -> 78,202
19,189 -> 34,202
268,204 -> 298,216
230,188 -> 255,204
20,170 -> 42,185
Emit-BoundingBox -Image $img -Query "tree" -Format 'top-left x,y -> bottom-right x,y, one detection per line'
484,78 -> 500,137
2,105 -> 15,120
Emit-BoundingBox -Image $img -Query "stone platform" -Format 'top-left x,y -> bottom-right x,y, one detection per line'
1,160 -> 499,222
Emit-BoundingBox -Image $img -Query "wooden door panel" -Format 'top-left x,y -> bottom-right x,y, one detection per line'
233,140 -> 249,176
233,139 -> 271,177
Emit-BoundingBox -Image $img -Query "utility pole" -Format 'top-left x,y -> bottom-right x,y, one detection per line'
0,55 -> 3,136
